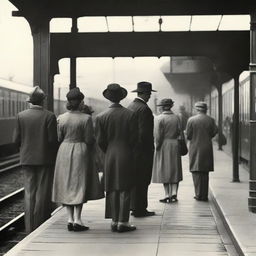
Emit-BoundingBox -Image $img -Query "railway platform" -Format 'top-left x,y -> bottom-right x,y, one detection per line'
4,148 -> 256,256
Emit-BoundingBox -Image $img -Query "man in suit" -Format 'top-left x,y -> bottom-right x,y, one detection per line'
95,83 -> 137,232
186,102 -> 218,201
127,81 -> 156,217
13,86 -> 58,233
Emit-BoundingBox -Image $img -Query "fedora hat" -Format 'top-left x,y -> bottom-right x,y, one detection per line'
26,86 -> 46,104
157,98 -> 174,107
103,83 -> 127,102
195,101 -> 208,110
66,87 -> 84,101
131,81 -> 156,93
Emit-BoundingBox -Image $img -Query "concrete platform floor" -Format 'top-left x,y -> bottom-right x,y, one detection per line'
5,149 -> 248,256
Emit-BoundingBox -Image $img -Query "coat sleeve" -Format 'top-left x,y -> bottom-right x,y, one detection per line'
154,117 -> 164,150
84,116 -> 95,145
186,119 -> 193,140
95,116 -> 108,153
47,114 -> 58,144
13,115 -> 21,147
129,112 -> 138,148
57,116 -> 64,142
137,107 -> 154,149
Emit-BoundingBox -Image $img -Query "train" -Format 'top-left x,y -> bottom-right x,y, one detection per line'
0,78 -> 108,157
205,73 -> 250,162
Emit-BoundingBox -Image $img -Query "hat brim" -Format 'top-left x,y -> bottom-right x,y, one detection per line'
157,103 -> 173,106
131,89 -> 157,93
103,87 -> 127,101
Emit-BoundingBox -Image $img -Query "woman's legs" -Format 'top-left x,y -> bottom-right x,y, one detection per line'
169,183 -> 179,202
66,205 -> 74,223
163,183 -> 170,197
74,204 -> 84,225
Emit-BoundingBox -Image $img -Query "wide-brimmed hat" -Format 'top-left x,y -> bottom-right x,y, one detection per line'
195,101 -> 208,110
26,86 -> 46,104
131,81 -> 156,93
66,87 -> 84,101
103,83 -> 127,102
157,98 -> 174,107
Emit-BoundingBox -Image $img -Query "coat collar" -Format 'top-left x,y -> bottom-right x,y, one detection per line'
29,104 -> 43,110
109,103 -> 122,108
134,98 -> 148,105
162,110 -> 173,115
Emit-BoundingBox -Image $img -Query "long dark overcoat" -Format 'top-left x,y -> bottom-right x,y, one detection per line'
186,113 -> 218,173
127,98 -> 154,186
95,103 -> 137,192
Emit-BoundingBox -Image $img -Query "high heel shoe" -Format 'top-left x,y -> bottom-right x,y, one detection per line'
170,195 -> 178,203
159,197 -> 170,203
73,223 -> 89,232
67,222 -> 73,231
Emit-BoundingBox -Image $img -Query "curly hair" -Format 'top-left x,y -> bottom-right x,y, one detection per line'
66,99 -> 81,110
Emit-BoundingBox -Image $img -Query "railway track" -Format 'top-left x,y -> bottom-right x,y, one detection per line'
0,154 -> 25,251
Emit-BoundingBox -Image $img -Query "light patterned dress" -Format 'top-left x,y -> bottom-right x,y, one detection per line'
152,111 -> 183,184
52,111 -> 103,205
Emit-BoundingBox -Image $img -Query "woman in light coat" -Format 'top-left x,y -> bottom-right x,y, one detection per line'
152,98 -> 183,203
52,87 -> 103,232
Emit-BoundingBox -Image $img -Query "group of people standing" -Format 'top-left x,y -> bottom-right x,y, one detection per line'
13,81 -> 218,234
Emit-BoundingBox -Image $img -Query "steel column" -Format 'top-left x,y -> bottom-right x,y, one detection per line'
249,13 -> 256,213
32,19 -> 53,111
232,76 -> 240,182
217,83 -> 223,150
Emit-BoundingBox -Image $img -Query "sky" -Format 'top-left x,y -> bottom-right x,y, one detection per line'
0,0 -> 251,108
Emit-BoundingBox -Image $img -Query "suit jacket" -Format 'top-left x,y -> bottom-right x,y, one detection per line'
186,113 -> 218,172
13,105 -> 58,165
127,98 -> 154,185
95,103 -> 137,192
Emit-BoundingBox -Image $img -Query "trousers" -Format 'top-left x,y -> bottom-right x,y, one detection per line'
107,190 -> 130,222
192,172 -> 209,200
23,165 -> 54,233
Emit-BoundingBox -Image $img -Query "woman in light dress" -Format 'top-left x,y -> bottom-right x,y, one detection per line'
52,87 -> 103,231
152,98 -> 183,203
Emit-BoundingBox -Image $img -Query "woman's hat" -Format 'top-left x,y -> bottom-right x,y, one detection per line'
195,101 -> 208,110
66,87 -> 84,101
26,86 -> 46,103
157,98 -> 174,106
103,83 -> 127,102
131,81 -> 156,93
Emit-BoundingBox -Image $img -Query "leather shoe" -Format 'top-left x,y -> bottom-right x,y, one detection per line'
117,224 -> 136,233
67,222 -> 73,231
159,197 -> 170,203
133,210 -> 155,217
111,224 -> 118,232
73,223 -> 89,232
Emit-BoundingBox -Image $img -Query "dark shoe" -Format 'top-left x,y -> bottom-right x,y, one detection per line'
73,223 -> 89,232
194,196 -> 200,201
133,210 -> 155,217
159,197 -> 170,203
111,223 -> 118,232
67,222 -> 73,231
117,224 -> 136,233
170,195 -> 178,203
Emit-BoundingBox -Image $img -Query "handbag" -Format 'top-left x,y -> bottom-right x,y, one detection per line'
178,120 -> 188,156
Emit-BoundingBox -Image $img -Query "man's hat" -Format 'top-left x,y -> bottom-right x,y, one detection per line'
157,98 -> 174,106
195,101 -> 208,110
66,87 -> 84,101
131,81 -> 156,93
26,86 -> 46,104
103,83 -> 127,102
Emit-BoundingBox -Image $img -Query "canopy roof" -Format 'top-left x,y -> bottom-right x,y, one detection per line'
9,0 -> 256,19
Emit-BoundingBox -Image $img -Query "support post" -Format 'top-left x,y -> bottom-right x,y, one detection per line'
232,75 -> 240,182
32,18 -> 53,111
217,83 -> 223,150
249,13 -> 256,212
69,18 -> 78,90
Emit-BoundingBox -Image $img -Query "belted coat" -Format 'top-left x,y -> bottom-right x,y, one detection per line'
186,113 -> 218,173
95,103 -> 137,192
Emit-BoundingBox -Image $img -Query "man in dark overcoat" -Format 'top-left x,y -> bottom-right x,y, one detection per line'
95,83 -> 137,232
127,81 -> 156,217
13,86 -> 58,233
186,102 -> 218,201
